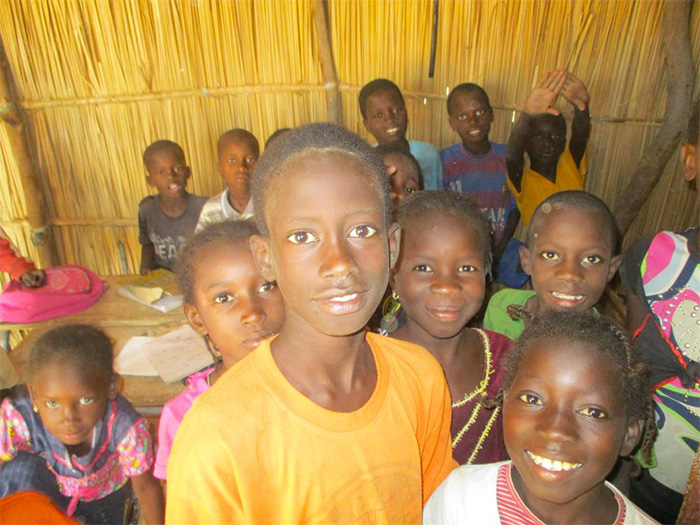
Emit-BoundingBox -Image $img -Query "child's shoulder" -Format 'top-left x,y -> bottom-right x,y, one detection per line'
187,193 -> 208,208
139,194 -> 157,208
367,332 -> 445,383
409,140 -> 440,157
487,287 -> 536,309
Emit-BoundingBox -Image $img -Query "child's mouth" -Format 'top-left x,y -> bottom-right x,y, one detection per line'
426,305 -> 463,322
527,451 -> 582,472
550,291 -> 584,304
385,127 -> 401,136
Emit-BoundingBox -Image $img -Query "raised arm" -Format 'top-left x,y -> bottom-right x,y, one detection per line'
507,70 -> 567,192
561,72 -> 591,168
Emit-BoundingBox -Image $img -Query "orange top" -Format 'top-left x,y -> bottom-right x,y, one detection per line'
0,491 -> 77,525
166,332 -> 457,524
508,148 -> 587,227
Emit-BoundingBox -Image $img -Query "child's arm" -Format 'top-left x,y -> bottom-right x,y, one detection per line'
131,468 -> 165,524
506,70 -> 568,192
139,244 -> 156,275
561,72 -> 591,168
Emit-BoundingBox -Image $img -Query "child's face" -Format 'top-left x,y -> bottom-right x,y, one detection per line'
252,153 -> 400,338
503,337 -> 641,510
146,149 -> 190,199
185,240 -> 285,368
526,117 -> 567,165
217,138 -> 258,199
29,361 -> 117,449
391,211 -> 486,339
520,207 -> 621,314
382,153 -> 421,211
363,90 -> 408,145
448,91 -> 493,152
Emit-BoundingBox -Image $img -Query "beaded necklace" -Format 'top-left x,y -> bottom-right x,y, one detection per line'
451,329 -> 500,464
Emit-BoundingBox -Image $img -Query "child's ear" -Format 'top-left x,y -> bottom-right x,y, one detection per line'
607,254 -> 623,281
27,384 -> 38,410
519,244 -> 533,276
184,303 -> 207,336
620,418 -> 644,457
447,115 -> 458,134
388,223 -> 401,270
681,143 -> 697,182
250,234 -> 277,282
107,374 -> 120,400
145,174 -> 154,188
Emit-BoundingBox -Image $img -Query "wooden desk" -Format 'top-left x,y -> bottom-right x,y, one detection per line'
3,273 -> 186,408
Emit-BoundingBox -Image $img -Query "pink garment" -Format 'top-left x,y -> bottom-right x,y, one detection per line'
154,366 -> 215,480
0,227 -> 35,281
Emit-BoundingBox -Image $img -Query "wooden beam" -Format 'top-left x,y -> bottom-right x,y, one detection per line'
313,0 -> 342,124
614,0 -> 695,238
0,36 -> 56,267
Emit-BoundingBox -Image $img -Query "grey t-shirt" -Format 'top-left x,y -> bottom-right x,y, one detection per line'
138,193 -> 207,270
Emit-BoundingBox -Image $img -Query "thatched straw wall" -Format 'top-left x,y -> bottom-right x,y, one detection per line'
1,0 -> 698,284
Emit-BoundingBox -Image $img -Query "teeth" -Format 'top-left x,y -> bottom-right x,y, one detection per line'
469,130 -> 481,135
551,292 -> 583,301
527,451 -> 581,472
386,127 -> 399,134
329,293 -> 358,303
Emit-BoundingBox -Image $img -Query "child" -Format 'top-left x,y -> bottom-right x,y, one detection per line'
265,127 -> 291,149
0,325 -> 164,524
484,190 -> 622,340
377,144 -> 423,212
0,225 -> 45,288
139,140 -> 206,274
507,69 -> 591,227
359,78 -> 443,191
154,220 -> 285,482
441,83 -> 521,284
424,311 -> 656,524
166,123 -> 456,523
389,191 -> 512,465
196,129 -> 259,232
620,100 -> 699,524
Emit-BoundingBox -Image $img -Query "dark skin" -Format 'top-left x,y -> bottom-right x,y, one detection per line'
507,70 -> 591,192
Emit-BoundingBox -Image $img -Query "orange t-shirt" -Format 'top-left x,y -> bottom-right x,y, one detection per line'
508,148 -> 587,227
166,332 -> 456,524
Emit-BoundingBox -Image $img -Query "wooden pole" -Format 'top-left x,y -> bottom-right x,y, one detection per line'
313,0 -> 342,125
614,0 -> 695,238
0,36 -> 56,267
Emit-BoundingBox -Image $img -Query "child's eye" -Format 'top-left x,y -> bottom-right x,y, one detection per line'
258,281 -> 276,294
475,109 -> 485,117
412,264 -> 433,273
214,292 -> 235,304
579,407 -> 607,419
540,251 -> 559,261
45,400 -> 59,409
582,255 -> 602,264
459,265 -> 478,273
80,397 -> 94,405
518,393 -> 543,405
374,112 -> 382,119
457,114 -> 467,121
245,157 -> 257,165
348,225 -> 377,239
287,231 -> 318,245
404,187 -> 415,194
227,157 -> 237,165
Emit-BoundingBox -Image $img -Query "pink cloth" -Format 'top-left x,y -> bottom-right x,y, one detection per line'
154,366 -> 214,480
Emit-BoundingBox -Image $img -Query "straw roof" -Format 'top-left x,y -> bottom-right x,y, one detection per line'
1,0 -> 698,284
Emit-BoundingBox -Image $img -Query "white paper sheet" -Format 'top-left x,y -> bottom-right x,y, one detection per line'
142,325 -> 213,383
115,336 -> 159,376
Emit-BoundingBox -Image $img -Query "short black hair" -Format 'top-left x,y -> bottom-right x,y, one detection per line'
143,140 -> 185,168
686,99 -> 700,145
265,128 -> 292,149
376,144 -> 423,187
251,122 -> 391,237
175,219 -> 260,303
217,129 -> 260,159
29,325 -> 114,385
395,190 -> 493,274
528,190 -> 618,253
447,83 -> 492,115
501,310 -> 656,458
358,79 -> 405,119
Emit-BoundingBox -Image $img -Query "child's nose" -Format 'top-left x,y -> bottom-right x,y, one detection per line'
538,406 -> 579,444
556,259 -> 584,283
61,405 -> 80,423
240,298 -> 265,325
320,238 -> 358,282
430,275 -> 461,296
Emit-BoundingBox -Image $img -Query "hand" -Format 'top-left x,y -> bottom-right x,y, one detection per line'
561,72 -> 590,111
20,269 -> 46,288
523,69 -> 567,116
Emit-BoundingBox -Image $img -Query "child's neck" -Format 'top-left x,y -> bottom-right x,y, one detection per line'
530,158 -> 559,182
157,192 -> 189,217
381,137 -> 410,152
65,435 -> 93,457
227,188 -> 251,214
511,465 -> 619,524
271,324 -> 377,413
393,323 -> 485,402
462,139 -> 492,156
